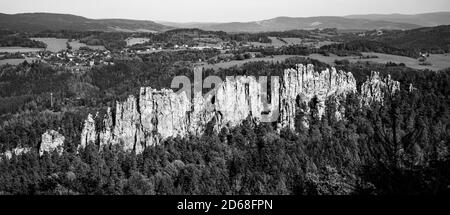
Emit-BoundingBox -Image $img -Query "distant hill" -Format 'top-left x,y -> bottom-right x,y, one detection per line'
0,13 -> 173,32
156,21 -> 220,29
157,16 -> 422,33
346,12 -> 450,27
2,12 -> 447,33
376,25 -> 450,52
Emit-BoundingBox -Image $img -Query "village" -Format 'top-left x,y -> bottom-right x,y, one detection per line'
0,36 -> 239,70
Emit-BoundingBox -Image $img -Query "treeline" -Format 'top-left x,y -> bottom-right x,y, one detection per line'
32,30 -> 129,51
0,48 -> 222,118
1,65 -> 449,194
374,25 -> 450,54
0,34 -> 47,49
331,25 -> 450,57
320,40 -> 419,58
0,54 -> 449,194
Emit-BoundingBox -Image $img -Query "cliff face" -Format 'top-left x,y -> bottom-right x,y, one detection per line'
360,71 -> 400,106
214,76 -> 279,129
113,95 -> 141,152
279,64 -> 357,130
79,64 -> 400,154
80,113 -> 96,149
99,107 -> 113,150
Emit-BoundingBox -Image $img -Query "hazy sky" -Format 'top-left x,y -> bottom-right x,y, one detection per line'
1,0 -> 449,22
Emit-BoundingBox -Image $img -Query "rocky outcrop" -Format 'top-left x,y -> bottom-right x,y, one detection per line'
215,76 -> 272,128
279,64 -> 357,130
79,64 -> 400,154
138,87 -> 154,147
1,147 -> 31,160
40,130 -> 65,155
113,95 -> 141,152
360,71 -> 400,106
1,130 -> 65,159
153,89 -> 191,141
99,107 -> 113,150
189,92 -> 215,136
80,113 -> 96,149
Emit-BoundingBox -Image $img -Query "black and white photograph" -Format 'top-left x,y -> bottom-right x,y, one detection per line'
0,0 -> 449,207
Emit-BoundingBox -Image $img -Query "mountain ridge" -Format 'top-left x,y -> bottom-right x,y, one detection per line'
167,16 -> 421,32
1,11 -> 449,33
0,12 -> 174,32
346,11 -> 450,27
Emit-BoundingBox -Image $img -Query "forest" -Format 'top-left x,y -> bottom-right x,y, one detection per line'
0,30 -> 47,48
0,47 -> 449,194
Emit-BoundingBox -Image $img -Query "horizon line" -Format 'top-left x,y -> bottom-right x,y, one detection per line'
0,10 -> 449,23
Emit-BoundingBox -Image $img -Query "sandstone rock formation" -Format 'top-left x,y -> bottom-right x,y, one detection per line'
189,92 -> 215,136
79,64 -> 400,154
40,130 -> 65,155
113,95 -> 141,152
360,71 -> 400,106
1,130 -> 65,159
1,147 -> 31,160
80,113 -> 96,149
152,89 -> 191,141
99,107 -> 113,150
279,64 -> 357,130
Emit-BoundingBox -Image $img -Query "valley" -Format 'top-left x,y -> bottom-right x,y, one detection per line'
0,10 -> 449,196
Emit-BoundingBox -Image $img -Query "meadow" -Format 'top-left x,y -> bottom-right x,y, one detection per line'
0,47 -> 43,53
0,57 -> 37,66
249,37 -> 336,49
31,38 -> 106,52
125,37 -> 150,46
30,38 -> 68,52
199,52 -> 450,71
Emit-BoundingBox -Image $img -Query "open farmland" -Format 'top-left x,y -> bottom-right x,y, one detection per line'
356,52 -> 450,71
0,47 -> 43,53
307,52 -> 450,71
268,37 -> 286,47
249,36 -> 337,48
282,37 -> 303,45
125,37 -> 150,46
31,37 -> 68,52
198,55 -> 298,70
0,57 -> 38,65
30,38 -> 106,52
199,52 -> 450,71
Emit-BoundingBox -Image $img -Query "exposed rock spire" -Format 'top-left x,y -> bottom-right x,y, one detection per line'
80,113 -> 97,149
279,64 -> 357,130
360,71 -> 400,106
79,64 -> 400,154
40,130 -> 65,156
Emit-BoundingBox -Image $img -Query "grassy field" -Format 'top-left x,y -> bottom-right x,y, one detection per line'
31,38 -> 106,52
249,37 -> 288,48
31,38 -> 68,52
358,52 -> 450,71
0,47 -> 43,53
307,52 -> 450,71
0,57 -> 37,66
249,37 -> 336,49
198,55 -> 298,70
268,37 -> 287,47
282,38 -> 303,45
125,37 -> 150,46
198,52 -> 450,71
